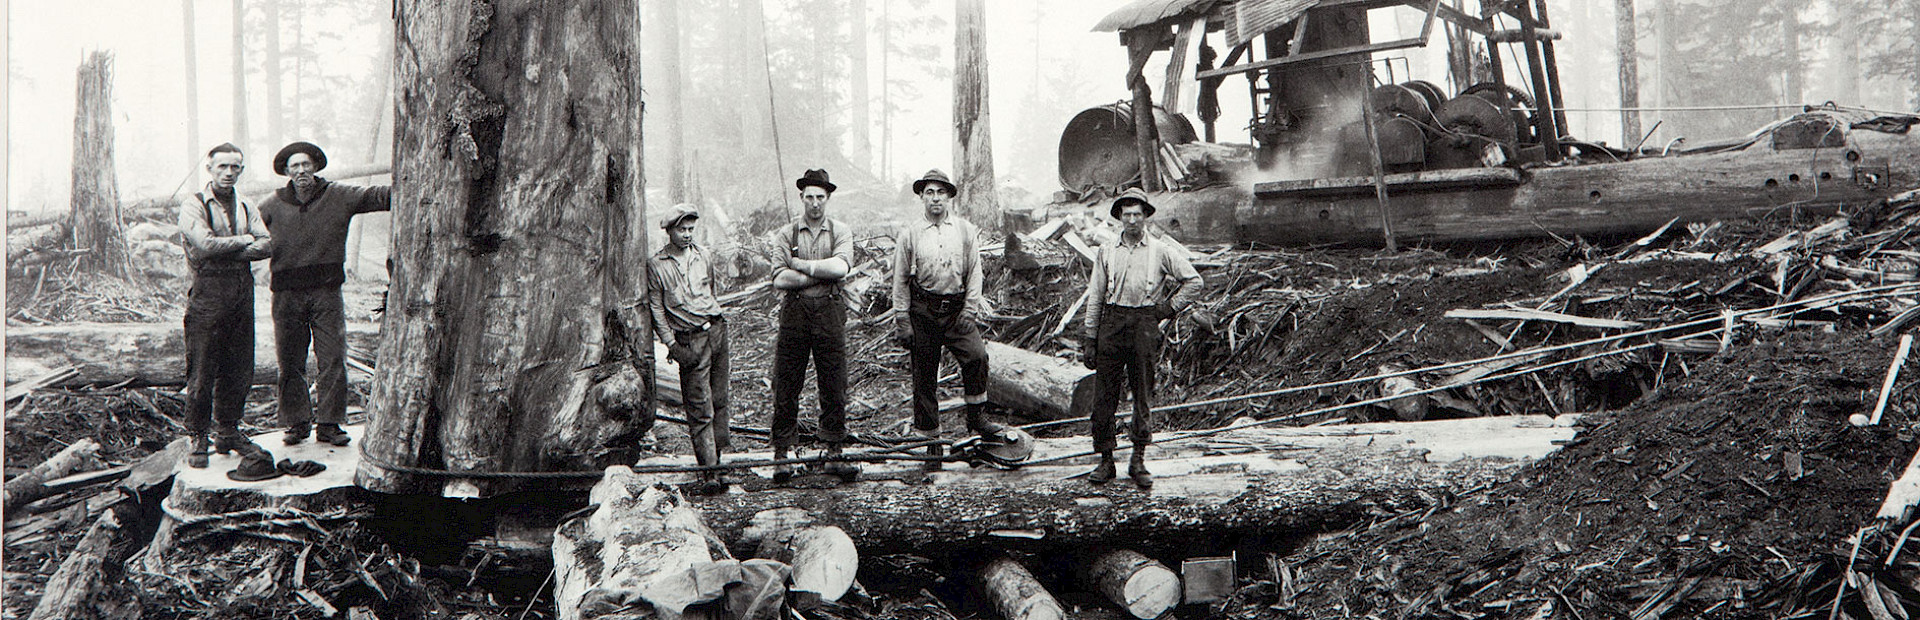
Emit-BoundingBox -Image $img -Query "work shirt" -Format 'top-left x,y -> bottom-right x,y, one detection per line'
787,217 -> 854,298
178,183 -> 272,270
649,243 -> 723,337
1084,233 -> 1202,333
891,214 -> 989,317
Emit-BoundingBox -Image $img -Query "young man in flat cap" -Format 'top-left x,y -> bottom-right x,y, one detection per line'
892,169 -> 1008,472
259,141 -> 391,447
1081,187 -> 1201,489
769,169 -> 858,483
650,204 -> 730,494
178,142 -> 274,468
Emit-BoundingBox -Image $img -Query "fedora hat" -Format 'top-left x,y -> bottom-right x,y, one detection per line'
1110,187 -> 1157,219
796,169 -> 837,193
273,141 -> 328,176
912,169 -> 957,195
660,203 -> 701,230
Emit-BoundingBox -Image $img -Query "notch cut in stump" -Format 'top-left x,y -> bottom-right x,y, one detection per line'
985,340 -> 1096,420
553,466 -> 748,620
1084,549 -> 1181,619
980,556 -> 1067,620
741,508 -> 857,607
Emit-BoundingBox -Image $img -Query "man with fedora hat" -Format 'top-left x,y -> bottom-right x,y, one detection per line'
1080,187 -> 1201,488
768,169 -> 858,483
650,204 -> 730,494
258,141 -> 391,447
891,168 -> 1009,473
178,142 -> 274,469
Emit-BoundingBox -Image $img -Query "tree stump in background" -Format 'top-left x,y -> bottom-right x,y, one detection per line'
69,51 -> 135,281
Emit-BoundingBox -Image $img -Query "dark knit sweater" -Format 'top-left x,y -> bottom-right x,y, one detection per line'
259,178 -> 392,291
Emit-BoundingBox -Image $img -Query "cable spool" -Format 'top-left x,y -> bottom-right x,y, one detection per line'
1400,81 -> 1447,118
1370,84 -> 1431,119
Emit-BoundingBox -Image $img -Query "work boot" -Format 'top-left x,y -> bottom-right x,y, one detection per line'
187,435 -> 211,469
215,432 -> 262,458
1129,447 -> 1153,490
922,443 -> 946,472
821,443 -> 862,482
1088,451 -> 1116,485
282,423 -> 311,446
772,447 -> 795,485
315,423 -> 351,447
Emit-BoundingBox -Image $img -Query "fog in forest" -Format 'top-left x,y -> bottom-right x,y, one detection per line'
6,0 -> 1917,223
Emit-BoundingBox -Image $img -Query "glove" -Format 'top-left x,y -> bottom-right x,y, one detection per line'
667,341 -> 693,364
1081,340 -> 1098,370
893,320 -> 913,349
1155,300 -> 1177,320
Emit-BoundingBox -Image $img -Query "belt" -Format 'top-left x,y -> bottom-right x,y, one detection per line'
675,315 -> 722,336
1104,303 -> 1159,312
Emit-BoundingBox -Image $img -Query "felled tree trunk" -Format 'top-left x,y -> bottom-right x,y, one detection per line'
69,51 -> 134,280
2,321 -> 380,388
985,341 -> 1095,420
3,438 -> 101,511
552,466 -> 744,620
26,509 -> 121,620
1083,549 -> 1180,619
741,508 -> 857,606
979,556 -> 1066,620
360,0 -> 654,496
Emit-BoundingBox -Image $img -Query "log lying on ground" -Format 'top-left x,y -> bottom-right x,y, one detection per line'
985,340 -> 1096,420
980,556 -> 1067,620
26,509 -> 120,620
647,415 -> 1580,555
1084,549 -> 1181,619
3,438 -> 101,511
2,320 -> 380,387
741,508 -> 858,606
552,466 -> 744,620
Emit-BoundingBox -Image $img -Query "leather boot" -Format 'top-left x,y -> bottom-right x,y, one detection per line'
215,432 -> 259,458
772,447 -> 795,485
315,423 -> 351,446
1088,451 -> 1116,484
282,423 -> 310,446
822,443 -> 861,482
922,443 -> 945,472
1128,445 -> 1153,489
187,435 -> 211,469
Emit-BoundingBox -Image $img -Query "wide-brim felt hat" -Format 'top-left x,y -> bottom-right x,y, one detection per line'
273,141 -> 328,176
796,169 -> 837,193
661,203 -> 701,230
1110,187 -> 1157,219
912,169 -> 957,195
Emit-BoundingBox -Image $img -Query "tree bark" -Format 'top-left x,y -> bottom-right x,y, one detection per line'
1126,30 -> 1161,192
1083,549 -> 1180,620
953,0 -> 994,220
552,467 -> 742,620
361,0 -> 654,497
263,0 -> 282,147
656,0 -> 689,204
181,0 -> 201,165
231,0 -> 248,148
69,52 -> 134,280
26,510 -> 120,620
1615,0 -> 1642,147
2,439 -> 102,512
984,341 -> 1096,421
980,556 -> 1067,620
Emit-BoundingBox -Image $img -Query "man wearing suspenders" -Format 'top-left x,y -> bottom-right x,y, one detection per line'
1082,188 -> 1202,488
650,204 -> 731,495
178,143 -> 274,469
892,169 -> 1009,473
768,169 -> 857,483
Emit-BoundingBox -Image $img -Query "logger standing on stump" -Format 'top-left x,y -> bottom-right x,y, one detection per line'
769,170 -> 858,484
178,143 -> 273,468
892,169 -> 1008,472
1082,188 -> 1202,488
650,205 -> 731,495
260,141 -> 391,447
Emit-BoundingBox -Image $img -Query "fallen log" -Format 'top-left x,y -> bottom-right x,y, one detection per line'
651,415 -> 1580,555
552,466 -> 742,620
985,340 -> 1096,421
1083,549 -> 1181,619
3,438 -> 101,511
1444,308 -> 1642,329
980,556 -> 1067,620
3,320 -> 381,387
742,508 -> 857,606
26,509 -> 121,620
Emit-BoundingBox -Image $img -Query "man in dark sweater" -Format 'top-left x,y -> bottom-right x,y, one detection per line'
259,141 -> 391,446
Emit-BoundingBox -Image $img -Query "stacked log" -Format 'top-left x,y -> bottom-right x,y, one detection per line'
1083,549 -> 1181,619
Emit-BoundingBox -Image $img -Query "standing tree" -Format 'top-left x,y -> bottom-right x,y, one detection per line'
230,0 -> 248,148
655,0 -> 690,203
952,0 -> 993,219
850,0 -> 872,174
181,0 -> 202,165
69,52 -> 134,281
359,0 -> 654,496
262,0 -> 283,147
1615,0 -> 1642,146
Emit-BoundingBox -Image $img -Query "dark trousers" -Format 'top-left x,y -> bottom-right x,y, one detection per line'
1092,305 -> 1161,452
908,284 -> 991,433
672,316 -> 731,463
771,294 -> 848,450
273,286 -> 347,428
184,271 -> 254,436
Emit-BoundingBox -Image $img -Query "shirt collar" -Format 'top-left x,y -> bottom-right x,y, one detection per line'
798,217 -> 832,234
655,243 -> 702,261
1116,233 -> 1149,248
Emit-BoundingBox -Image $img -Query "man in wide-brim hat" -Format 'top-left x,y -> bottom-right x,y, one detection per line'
258,140 -> 390,448
890,169 -> 1012,477
768,169 -> 859,483
1080,186 -> 1201,489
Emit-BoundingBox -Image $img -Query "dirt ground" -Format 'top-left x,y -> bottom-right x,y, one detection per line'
7,206 -> 1920,618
